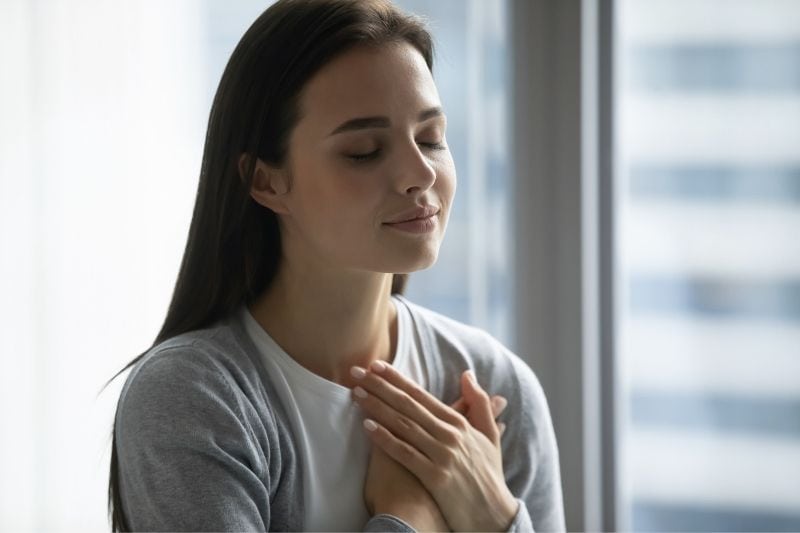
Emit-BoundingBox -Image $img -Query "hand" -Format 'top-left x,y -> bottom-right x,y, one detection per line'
364,445 -> 449,532
451,393 -> 508,437
362,382 -> 508,532
351,363 -> 519,532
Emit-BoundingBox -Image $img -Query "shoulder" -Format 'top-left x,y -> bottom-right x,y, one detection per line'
112,319 -> 302,530
398,298 -> 563,528
115,317 -> 276,454
398,295 -> 500,358
397,296 -> 546,407
119,320 -> 250,405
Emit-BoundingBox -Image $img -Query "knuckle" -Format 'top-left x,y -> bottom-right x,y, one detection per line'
397,415 -> 414,430
409,385 -> 425,401
441,447 -> 458,467
451,415 -> 469,432
443,426 -> 461,446
475,388 -> 490,402
399,393 -> 416,411
428,468 -> 452,490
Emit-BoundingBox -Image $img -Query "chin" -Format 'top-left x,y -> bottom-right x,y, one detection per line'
389,248 -> 440,273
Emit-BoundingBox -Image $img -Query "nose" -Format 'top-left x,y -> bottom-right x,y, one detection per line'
393,140 -> 437,196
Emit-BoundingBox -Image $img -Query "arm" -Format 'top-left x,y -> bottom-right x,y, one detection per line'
363,441 -> 449,532
500,352 -> 566,533
364,514 -> 420,532
369,498 -> 447,532
115,350 -> 271,531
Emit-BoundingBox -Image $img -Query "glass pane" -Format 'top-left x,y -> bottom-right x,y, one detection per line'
616,1 -> 800,531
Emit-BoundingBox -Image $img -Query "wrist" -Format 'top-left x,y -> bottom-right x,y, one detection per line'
375,499 -> 447,532
494,494 -> 520,532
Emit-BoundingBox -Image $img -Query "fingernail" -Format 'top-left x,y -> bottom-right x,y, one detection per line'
364,419 -> 378,432
466,370 -> 476,382
354,386 -> 368,399
493,396 -> 508,412
350,366 -> 367,379
371,360 -> 387,373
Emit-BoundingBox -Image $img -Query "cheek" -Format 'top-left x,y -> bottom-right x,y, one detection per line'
295,165 -> 382,230
437,157 -> 457,202
327,173 -> 383,218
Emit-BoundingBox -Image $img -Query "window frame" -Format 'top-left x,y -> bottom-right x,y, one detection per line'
509,1 -> 619,530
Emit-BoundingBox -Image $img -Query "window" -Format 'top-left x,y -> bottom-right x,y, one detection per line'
616,1 -> 800,530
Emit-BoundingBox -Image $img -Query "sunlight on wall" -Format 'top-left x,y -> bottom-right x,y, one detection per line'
0,1 -> 206,529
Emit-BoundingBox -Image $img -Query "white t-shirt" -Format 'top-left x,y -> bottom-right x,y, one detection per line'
239,295 -> 428,532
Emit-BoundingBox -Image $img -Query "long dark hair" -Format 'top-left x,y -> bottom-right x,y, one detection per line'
105,0 -> 434,529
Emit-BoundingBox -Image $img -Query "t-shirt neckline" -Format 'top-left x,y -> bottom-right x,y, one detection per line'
239,295 -> 409,401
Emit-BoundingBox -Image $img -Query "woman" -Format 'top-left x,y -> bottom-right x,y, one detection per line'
108,0 -> 565,531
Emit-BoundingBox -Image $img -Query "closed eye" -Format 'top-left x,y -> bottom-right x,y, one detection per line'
419,142 -> 446,151
346,142 -> 446,163
347,149 -> 381,162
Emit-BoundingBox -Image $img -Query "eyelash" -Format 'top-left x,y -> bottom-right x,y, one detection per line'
348,142 -> 446,162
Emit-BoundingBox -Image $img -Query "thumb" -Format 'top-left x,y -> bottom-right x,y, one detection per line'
460,370 -> 499,444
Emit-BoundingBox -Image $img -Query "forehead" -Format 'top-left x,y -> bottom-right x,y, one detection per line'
295,42 -> 441,132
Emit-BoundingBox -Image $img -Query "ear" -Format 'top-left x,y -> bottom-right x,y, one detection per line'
238,153 -> 291,215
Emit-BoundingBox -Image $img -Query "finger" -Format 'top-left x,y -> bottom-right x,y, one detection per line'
362,418 -> 437,487
453,395 -> 505,418
491,395 -> 508,419
351,367 -> 457,443
451,397 -> 467,415
352,386 -> 449,464
360,362 -> 464,427
498,422 -> 506,436
461,371 -> 500,445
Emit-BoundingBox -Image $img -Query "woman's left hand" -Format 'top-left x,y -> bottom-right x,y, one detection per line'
350,362 -> 519,532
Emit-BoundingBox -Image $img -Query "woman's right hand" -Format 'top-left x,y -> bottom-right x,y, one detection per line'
362,385 -> 507,531
364,444 -> 449,532
352,365 -> 519,532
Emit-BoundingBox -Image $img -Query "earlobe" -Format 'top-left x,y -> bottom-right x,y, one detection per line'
239,153 -> 291,214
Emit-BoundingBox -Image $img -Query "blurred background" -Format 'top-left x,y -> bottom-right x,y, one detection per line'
0,0 -> 798,531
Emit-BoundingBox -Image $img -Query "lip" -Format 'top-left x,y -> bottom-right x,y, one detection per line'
384,213 -> 438,234
383,205 -> 440,235
384,205 -> 440,224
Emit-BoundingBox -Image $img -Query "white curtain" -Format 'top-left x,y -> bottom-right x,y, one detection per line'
0,1 -> 205,529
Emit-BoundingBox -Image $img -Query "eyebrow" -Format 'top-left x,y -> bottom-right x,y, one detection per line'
328,106 -> 444,136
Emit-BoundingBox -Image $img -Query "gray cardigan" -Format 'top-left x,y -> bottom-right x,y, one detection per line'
115,295 -> 566,531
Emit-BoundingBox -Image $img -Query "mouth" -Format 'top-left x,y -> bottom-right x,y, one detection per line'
383,210 -> 439,234
383,205 -> 440,224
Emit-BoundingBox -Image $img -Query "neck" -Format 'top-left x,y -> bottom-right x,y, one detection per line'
247,260 -> 398,389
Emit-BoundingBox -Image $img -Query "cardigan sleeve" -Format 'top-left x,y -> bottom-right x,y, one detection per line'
115,346 -> 418,533
498,349 -> 567,533
115,348 -> 271,531
364,514 -> 416,531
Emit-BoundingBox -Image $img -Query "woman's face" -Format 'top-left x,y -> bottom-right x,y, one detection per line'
276,42 -> 456,275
